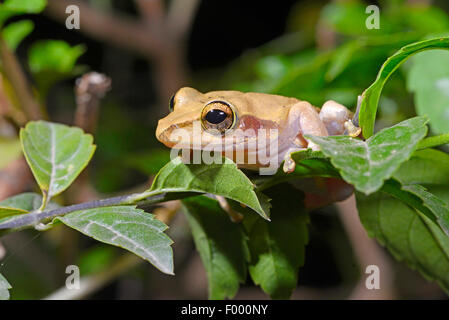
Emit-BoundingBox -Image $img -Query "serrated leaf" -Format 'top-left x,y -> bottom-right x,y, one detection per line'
381,179 -> 449,239
359,37 -> 449,138
0,273 -> 11,300
148,156 -> 268,219
182,196 -> 248,300
55,206 -> 174,275
244,184 -> 308,299
20,121 -> 96,204
356,191 -> 449,293
307,116 -> 429,194
2,20 -> 34,51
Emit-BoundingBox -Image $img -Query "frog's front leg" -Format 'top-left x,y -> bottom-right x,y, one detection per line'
282,101 -> 328,173
319,100 -> 361,137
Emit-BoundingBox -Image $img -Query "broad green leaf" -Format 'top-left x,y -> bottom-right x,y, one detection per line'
393,148 -> 449,209
407,48 -> 449,135
0,273 -> 11,300
182,196 -> 248,299
359,37 -> 449,138
356,191 -> 449,293
20,121 -> 96,204
0,0 -> 46,26
148,156 -> 269,219
0,192 -> 59,219
401,184 -> 449,237
0,137 -> 21,170
381,179 -> 449,238
244,184 -> 308,299
55,206 -> 174,275
393,149 -> 449,185
306,116 -> 428,194
2,20 -> 34,51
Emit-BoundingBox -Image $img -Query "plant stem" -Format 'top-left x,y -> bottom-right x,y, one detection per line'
0,35 -> 42,120
417,133 -> 449,150
0,190 -> 167,232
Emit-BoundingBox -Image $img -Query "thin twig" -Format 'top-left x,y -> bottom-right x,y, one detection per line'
0,36 -> 42,120
44,253 -> 142,300
336,195 -> 396,299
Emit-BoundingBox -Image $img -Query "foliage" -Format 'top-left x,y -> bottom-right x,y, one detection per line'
1,0 -> 449,301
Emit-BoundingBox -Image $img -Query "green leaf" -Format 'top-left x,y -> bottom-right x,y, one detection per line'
182,196 -> 248,299
395,184 -> 449,237
55,206 -> 174,275
147,156 -> 269,219
359,37 -> 449,138
20,121 -> 96,205
306,116 -> 428,194
394,149 -> 449,185
407,47 -> 449,135
0,193 -> 59,227
356,191 -> 449,293
0,0 -> 46,26
2,20 -> 34,51
29,40 -> 85,74
0,273 -> 11,300
0,137 -> 21,170
244,184 -> 308,299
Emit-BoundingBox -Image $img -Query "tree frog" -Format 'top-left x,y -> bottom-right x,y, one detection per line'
156,87 -> 360,174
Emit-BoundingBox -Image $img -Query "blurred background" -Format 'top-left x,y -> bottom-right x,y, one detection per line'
1,0 -> 449,299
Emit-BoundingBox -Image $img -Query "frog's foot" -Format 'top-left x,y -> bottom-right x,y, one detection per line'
283,152 -> 296,173
344,120 -> 361,137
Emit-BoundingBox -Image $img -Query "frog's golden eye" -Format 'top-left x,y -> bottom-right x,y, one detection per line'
201,101 -> 235,134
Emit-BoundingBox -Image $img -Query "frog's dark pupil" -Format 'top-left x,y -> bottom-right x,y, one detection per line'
205,109 -> 227,124
169,94 -> 175,112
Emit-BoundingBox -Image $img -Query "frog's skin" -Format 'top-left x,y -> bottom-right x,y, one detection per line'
156,87 -> 357,174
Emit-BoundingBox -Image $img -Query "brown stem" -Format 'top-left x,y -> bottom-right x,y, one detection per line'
0,37 -> 42,120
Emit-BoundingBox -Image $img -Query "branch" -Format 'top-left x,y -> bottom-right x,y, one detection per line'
45,0 -> 166,57
44,253 -> 142,300
0,189 -> 186,233
0,36 -> 42,120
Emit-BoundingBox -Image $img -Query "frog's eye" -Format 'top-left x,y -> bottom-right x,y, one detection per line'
168,94 -> 175,112
201,101 -> 235,134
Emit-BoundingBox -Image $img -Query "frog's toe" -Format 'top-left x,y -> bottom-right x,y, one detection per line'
283,154 -> 296,173
344,120 -> 362,137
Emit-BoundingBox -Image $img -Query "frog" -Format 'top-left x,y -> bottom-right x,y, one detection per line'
156,87 -> 360,174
